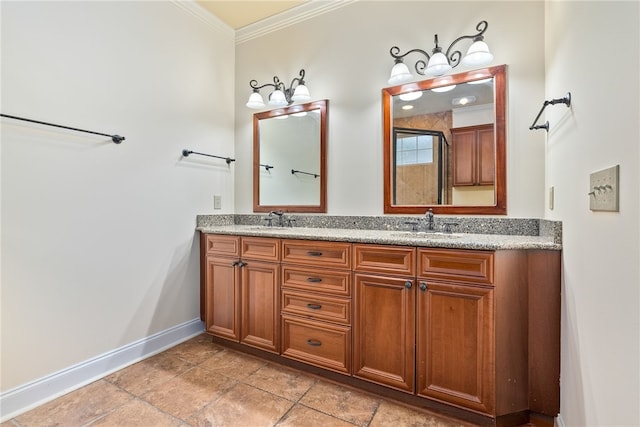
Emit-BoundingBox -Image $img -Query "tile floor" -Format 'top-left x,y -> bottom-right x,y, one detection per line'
2,334 -> 478,427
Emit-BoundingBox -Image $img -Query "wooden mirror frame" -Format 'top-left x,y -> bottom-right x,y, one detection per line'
383,64 -> 506,215
253,99 -> 328,213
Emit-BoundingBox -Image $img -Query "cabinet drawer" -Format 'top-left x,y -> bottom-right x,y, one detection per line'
353,244 -> 416,276
281,266 -> 351,296
418,249 -> 494,285
282,315 -> 351,374
282,240 -> 351,269
205,234 -> 240,257
282,290 -> 351,325
241,237 -> 280,261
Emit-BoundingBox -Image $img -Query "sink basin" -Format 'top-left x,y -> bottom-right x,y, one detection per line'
246,226 -> 288,230
391,231 -> 462,239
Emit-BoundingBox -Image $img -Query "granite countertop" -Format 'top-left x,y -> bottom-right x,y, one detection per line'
196,224 -> 562,251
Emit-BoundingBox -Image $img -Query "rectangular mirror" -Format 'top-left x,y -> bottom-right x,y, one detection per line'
253,99 -> 327,213
383,65 -> 506,215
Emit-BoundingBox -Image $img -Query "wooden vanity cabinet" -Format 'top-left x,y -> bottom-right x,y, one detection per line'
353,244 -> 417,393
203,234 -> 280,353
452,124 -> 495,186
201,233 -> 561,425
280,239 -> 353,374
416,249 -> 498,415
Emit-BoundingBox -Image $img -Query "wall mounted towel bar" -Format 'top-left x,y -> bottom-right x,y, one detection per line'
291,169 -> 319,178
182,149 -> 235,164
1,113 -> 125,144
529,92 -> 572,132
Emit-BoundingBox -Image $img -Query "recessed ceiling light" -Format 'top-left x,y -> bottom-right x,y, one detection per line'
452,95 -> 477,106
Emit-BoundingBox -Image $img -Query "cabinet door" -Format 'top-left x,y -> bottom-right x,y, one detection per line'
452,129 -> 476,186
241,260 -> 280,353
353,273 -> 415,393
477,127 -> 495,185
416,280 -> 495,415
205,255 -> 240,341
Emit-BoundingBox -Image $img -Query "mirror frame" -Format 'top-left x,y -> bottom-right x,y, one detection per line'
253,99 -> 328,213
383,64 -> 507,215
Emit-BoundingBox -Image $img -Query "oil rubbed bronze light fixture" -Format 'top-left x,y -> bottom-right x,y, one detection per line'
388,20 -> 493,84
246,69 -> 311,109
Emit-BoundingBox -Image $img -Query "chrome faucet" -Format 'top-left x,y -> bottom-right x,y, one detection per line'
424,208 -> 435,231
270,210 -> 285,227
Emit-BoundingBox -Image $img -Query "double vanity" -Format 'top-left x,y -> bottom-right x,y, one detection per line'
197,216 -> 561,426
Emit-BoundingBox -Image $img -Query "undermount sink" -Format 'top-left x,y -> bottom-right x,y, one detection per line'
391,231 -> 462,239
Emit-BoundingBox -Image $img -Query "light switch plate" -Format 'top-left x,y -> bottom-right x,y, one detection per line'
549,186 -> 554,210
589,165 -> 619,211
214,195 -> 222,210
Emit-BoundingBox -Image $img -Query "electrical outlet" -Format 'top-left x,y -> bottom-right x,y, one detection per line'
214,195 -> 222,210
589,165 -> 619,212
549,186 -> 554,210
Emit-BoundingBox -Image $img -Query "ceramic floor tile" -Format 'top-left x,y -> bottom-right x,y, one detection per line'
162,333 -> 225,365
187,382 -> 294,427
275,403 -> 357,427
141,366 -> 236,420
14,380 -> 132,427
243,363 -> 317,401
88,398 -> 184,426
105,351 -> 194,396
198,348 -> 267,380
299,381 -> 381,427
370,400 -> 473,427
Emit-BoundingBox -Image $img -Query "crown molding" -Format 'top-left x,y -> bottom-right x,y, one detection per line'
171,0 -> 235,41
236,0 -> 357,45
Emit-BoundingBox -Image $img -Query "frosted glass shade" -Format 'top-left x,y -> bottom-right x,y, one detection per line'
399,91 -> 423,101
246,92 -> 265,109
462,40 -> 494,66
388,61 -> 412,85
425,51 -> 452,76
268,90 -> 288,107
291,84 -> 311,102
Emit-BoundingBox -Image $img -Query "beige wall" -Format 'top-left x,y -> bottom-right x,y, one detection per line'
1,1 -> 235,392
545,2 -> 639,425
234,1 -> 546,217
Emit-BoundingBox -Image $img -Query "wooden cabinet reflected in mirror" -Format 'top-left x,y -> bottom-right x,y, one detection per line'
253,100 -> 327,213
383,65 -> 506,215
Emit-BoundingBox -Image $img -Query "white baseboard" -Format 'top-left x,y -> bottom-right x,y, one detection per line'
556,414 -> 566,427
0,318 -> 205,422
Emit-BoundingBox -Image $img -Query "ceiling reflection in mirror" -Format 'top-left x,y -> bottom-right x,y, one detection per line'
383,65 -> 506,215
253,100 -> 327,213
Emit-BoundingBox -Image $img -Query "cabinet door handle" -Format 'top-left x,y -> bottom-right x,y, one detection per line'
307,251 -> 323,257
306,277 -> 322,283
238,261 -> 247,268
306,339 -> 322,347
231,260 -> 240,267
306,303 -> 322,310
419,282 -> 427,291
405,280 -> 413,289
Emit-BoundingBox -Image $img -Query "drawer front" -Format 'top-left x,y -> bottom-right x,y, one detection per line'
353,244 -> 416,276
282,290 -> 351,325
281,266 -> 351,297
282,315 -> 351,374
205,234 -> 240,257
282,240 -> 351,269
241,237 -> 280,261
418,249 -> 494,285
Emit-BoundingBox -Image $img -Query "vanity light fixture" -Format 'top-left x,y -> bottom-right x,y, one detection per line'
387,20 -> 493,84
246,69 -> 311,109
